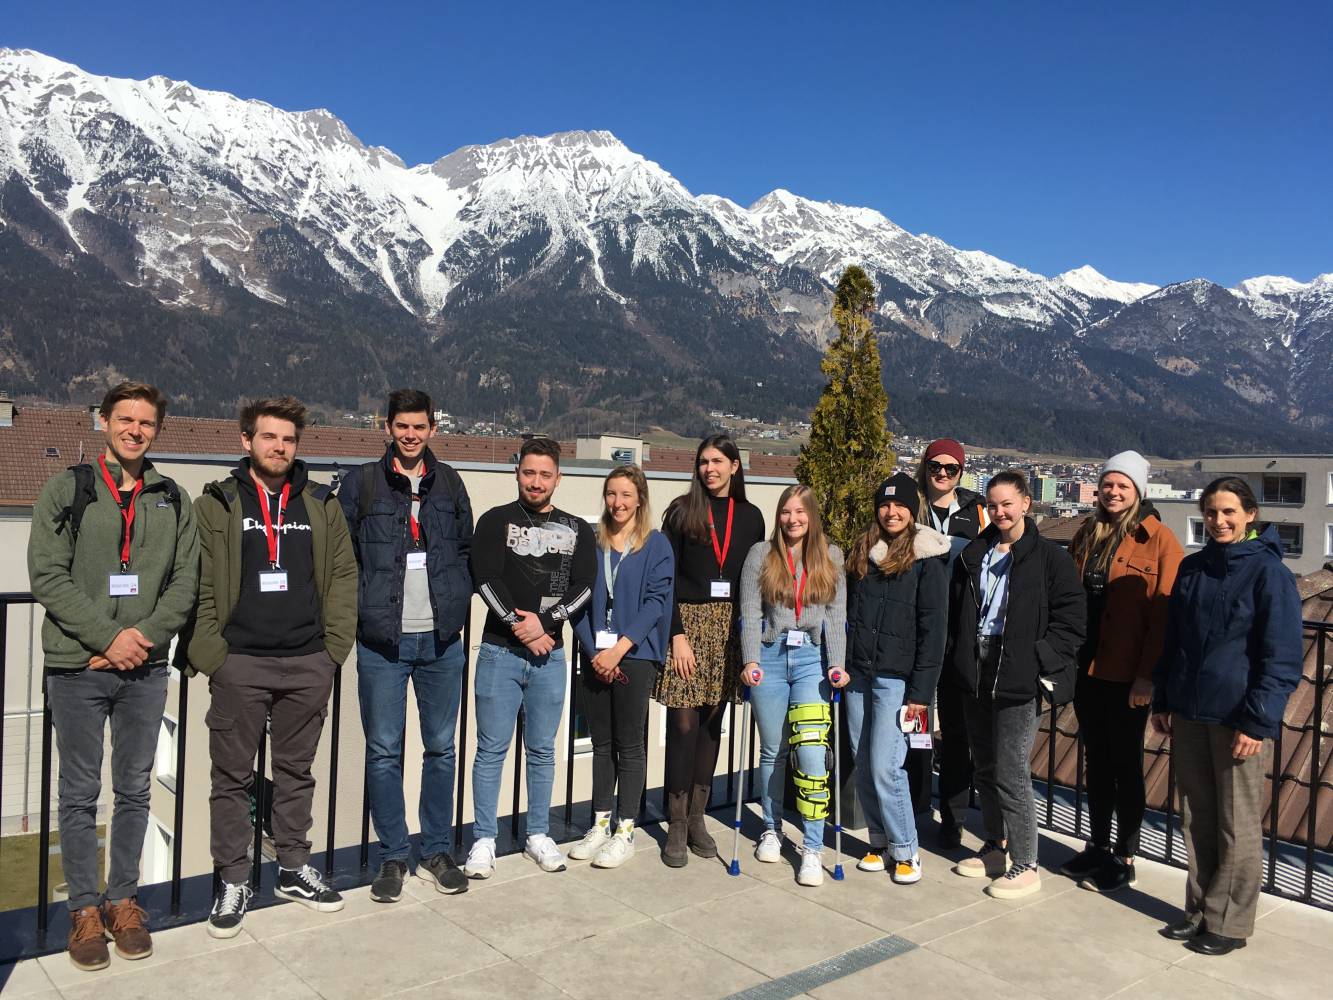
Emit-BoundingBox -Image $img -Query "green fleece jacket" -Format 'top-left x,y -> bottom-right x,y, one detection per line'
186,462 -> 357,676
28,460 -> 200,669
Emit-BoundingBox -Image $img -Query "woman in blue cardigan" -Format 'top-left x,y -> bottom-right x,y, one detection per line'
571,465 -> 675,868
1151,477 -> 1302,956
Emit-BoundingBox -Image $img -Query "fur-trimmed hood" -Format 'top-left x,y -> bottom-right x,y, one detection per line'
869,524 -> 952,565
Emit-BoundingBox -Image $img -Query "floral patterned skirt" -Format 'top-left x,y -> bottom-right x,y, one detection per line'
653,601 -> 741,708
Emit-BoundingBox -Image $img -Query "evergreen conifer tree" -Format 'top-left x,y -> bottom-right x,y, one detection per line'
795,265 -> 896,550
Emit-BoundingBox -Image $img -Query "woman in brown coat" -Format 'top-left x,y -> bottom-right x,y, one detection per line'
1060,451 -> 1183,892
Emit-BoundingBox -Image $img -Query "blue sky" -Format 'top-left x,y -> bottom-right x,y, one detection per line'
5,1 -> 1330,287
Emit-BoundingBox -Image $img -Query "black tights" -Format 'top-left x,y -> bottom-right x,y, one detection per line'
665,703 -> 726,795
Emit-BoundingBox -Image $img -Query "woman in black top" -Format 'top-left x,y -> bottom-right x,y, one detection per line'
653,435 -> 765,868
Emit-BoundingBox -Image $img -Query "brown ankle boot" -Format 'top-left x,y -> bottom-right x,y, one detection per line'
103,897 -> 153,960
67,905 -> 110,971
687,784 -> 718,859
663,791 -> 689,868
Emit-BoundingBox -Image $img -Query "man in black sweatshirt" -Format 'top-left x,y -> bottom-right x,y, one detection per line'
465,437 -> 595,878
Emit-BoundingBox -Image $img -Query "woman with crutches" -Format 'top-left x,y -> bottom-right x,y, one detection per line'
739,484 -> 847,887
844,474 -> 950,884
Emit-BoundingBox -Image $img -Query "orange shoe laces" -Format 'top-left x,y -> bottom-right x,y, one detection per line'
69,906 -> 105,943
105,898 -> 149,933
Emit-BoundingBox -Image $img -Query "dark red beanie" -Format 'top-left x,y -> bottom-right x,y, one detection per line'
923,438 -> 965,468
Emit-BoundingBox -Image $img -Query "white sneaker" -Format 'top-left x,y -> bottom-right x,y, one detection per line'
524,834 -> 567,873
754,829 -> 782,863
568,822 -> 612,861
465,838 -> 496,879
797,849 -> 825,887
857,850 -> 887,872
592,827 -> 635,869
892,855 -> 923,885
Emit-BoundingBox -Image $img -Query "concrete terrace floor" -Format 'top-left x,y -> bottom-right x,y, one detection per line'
3,809 -> 1332,1000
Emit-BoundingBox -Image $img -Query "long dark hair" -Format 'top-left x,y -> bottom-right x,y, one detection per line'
1199,476 -> 1259,515
664,434 -> 748,543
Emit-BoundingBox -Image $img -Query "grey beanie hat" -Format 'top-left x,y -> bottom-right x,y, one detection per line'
1100,450 -> 1149,499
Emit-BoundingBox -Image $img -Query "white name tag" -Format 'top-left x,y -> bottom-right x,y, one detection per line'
710,579 -> 732,598
785,629 -> 807,648
595,630 -> 618,650
108,574 -> 139,597
259,571 -> 289,593
405,551 -> 428,570
909,732 -> 934,750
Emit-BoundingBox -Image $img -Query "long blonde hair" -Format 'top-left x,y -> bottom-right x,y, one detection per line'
846,516 -> 917,579
1070,487 -> 1143,574
596,465 -> 653,553
758,485 -> 839,608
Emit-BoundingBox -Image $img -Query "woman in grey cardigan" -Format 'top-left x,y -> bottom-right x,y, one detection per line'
739,484 -> 848,887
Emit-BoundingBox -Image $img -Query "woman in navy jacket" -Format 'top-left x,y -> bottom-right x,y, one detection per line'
1151,477 -> 1302,956
572,465 -> 674,869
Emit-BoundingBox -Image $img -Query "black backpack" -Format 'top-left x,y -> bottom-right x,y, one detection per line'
53,463 -> 182,544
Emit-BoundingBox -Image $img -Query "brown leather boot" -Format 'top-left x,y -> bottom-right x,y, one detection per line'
102,897 -> 153,960
687,784 -> 718,859
662,791 -> 689,868
67,905 -> 110,971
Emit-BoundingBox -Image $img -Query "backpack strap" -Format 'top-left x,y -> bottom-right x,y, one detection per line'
53,464 -> 99,542
358,462 -> 376,523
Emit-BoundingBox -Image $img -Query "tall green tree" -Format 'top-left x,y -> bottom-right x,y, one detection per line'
795,265 -> 896,550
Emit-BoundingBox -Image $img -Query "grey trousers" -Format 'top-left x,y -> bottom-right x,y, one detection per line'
45,663 -> 169,910
1173,716 -> 1271,939
207,651 -> 335,883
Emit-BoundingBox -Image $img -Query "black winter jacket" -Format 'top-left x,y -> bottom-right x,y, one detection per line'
923,486 -> 987,541
947,518 -> 1086,703
847,526 -> 951,705
339,446 -> 474,647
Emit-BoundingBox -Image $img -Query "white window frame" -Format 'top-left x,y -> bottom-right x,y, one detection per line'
1273,523 -> 1303,558
1325,523 -> 1333,558
140,817 -> 173,887
155,714 -> 178,792
1186,517 -> 1207,547
1261,473 -> 1305,506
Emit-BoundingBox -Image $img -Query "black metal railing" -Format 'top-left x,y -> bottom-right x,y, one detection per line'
1034,618 -> 1332,911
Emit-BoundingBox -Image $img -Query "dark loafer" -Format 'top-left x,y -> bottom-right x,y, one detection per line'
1185,931 -> 1247,956
1159,917 -> 1202,940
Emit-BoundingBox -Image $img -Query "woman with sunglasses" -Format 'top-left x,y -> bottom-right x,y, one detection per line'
655,435 -> 766,867
915,438 -> 987,847
1151,477 -> 1301,956
571,466 -> 675,869
739,484 -> 846,886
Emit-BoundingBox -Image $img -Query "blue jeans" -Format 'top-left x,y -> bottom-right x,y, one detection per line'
471,642 -> 567,841
844,672 -> 918,861
358,632 -> 465,860
751,641 -> 829,851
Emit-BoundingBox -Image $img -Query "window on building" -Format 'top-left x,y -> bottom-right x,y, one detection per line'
1261,474 -> 1304,505
1273,523 -> 1303,558
1327,472 -> 1333,506
1325,524 -> 1333,558
1187,518 -> 1207,547
155,716 -> 177,792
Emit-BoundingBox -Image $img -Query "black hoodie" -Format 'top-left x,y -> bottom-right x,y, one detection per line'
223,458 -> 324,656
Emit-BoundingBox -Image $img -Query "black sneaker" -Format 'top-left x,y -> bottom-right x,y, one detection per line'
936,822 -> 963,850
275,864 -> 345,912
1059,844 -> 1112,880
370,859 -> 408,903
1080,856 -> 1136,894
207,881 -> 253,939
418,853 -> 469,895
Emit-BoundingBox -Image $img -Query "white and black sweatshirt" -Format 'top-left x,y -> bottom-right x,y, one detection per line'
471,499 -> 597,650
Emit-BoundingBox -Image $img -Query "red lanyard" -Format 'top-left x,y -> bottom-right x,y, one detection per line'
253,475 -> 291,568
97,456 -> 144,570
785,547 -> 808,622
708,496 -> 735,575
393,459 -> 422,546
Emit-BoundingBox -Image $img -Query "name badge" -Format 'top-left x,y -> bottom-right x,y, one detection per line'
259,571 -> 289,593
108,574 -> 139,597
909,732 -> 934,750
405,551 -> 428,570
710,579 -> 732,599
595,630 -> 618,650
785,629 -> 806,648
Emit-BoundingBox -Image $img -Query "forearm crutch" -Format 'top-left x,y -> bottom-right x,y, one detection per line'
729,684 -> 753,876
830,671 -> 845,881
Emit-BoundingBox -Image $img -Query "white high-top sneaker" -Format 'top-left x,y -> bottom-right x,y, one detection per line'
568,812 -> 612,861
797,848 -> 825,887
592,820 -> 635,869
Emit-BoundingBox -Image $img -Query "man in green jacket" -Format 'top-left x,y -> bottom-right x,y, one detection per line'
188,396 -> 357,939
28,382 -> 199,972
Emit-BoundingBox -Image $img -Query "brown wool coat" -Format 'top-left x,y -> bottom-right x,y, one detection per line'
1079,515 -> 1184,683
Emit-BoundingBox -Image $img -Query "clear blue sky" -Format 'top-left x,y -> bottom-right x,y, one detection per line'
6,1 -> 1330,287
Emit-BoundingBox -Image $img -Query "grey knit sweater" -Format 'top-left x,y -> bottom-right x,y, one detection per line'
739,540 -> 847,667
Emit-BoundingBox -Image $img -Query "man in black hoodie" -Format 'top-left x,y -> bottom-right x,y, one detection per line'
190,397 -> 357,938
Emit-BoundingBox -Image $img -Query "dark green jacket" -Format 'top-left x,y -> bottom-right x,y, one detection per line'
28,460 -> 199,669
186,461 -> 357,676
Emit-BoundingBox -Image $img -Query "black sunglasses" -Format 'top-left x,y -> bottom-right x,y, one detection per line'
927,461 -> 961,476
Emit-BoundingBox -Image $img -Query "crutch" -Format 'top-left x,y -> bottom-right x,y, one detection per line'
729,674 -> 757,876
830,670 -> 845,881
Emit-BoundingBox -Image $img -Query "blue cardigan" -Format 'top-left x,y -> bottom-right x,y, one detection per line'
573,529 -> 675,664
1152,525 -> 1302,739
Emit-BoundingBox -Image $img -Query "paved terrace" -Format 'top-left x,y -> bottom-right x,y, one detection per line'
4,810 -> 1331,1000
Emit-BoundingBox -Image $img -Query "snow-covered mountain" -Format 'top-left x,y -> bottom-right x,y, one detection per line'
0,48 -> 1328,454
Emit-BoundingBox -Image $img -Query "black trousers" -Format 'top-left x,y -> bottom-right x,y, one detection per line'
580,657 -> 657,819
1073,672 -> 1150,857
936,672 -> 974,827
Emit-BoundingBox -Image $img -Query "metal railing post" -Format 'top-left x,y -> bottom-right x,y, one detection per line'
170,674 -> 189,915
324,664 -> 342,878
511,709 -> 525,842
1305,627 -> 1325,904
454,619 -> 472,855
566,647 -> 577,829
250,726 -> 268,890
36,682 -> 53,946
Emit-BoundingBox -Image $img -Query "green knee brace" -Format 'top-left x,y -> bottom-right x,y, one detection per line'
788,702 -> 832,821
